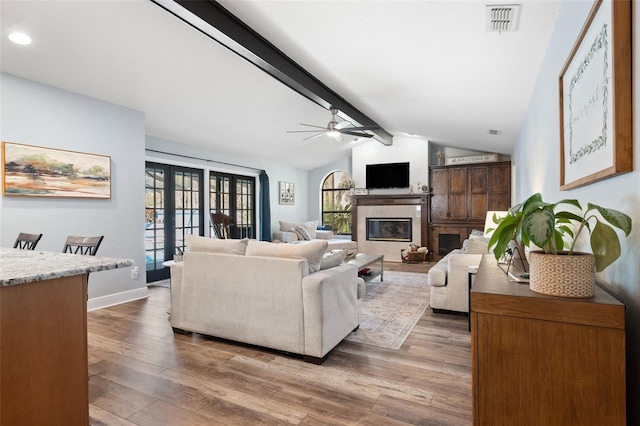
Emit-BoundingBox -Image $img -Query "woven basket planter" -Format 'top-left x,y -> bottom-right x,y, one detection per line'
528,251 -> 596,298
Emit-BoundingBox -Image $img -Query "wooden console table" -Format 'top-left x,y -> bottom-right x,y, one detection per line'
0,248 -> 133,425
470,254 -> 626,425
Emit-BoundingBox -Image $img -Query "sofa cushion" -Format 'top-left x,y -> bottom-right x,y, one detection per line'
246,239 -> 328,273
460,238 -> 489,254
279,220 -> 318,239
320,250 -> 347,270
185,234 -> 249,255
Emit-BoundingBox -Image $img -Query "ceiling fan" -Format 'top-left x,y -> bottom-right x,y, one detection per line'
287,106 -> 379,141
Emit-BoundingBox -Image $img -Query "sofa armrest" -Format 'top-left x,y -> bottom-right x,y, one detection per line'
273,231 -> 298,243
427,249 -> 462,287
169,262 -> 184,326
315,230 -> 335,240
302,264 -> 359,357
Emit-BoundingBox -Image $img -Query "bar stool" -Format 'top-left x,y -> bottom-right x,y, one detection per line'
13,232 -> 43,250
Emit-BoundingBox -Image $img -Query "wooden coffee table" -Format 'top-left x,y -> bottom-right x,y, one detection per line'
346,253 -> 384,282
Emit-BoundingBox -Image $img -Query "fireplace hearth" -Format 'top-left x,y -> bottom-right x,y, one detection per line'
366,218 -> 412,242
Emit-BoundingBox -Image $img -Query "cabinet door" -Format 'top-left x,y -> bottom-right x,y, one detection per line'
488,164 -> 511,210
448,168 -> 467,219
468,167 -> 488,220
430,169 -> 449,220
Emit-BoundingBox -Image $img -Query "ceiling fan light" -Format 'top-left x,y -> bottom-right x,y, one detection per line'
9,32 -> 32,45
326,120 -> 340,138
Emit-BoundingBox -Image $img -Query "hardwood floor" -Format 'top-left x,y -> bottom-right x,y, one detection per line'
87,261 -> 472,425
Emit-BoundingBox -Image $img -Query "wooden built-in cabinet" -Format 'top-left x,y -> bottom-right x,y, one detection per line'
429,161 -> 510,258
471,255 -> 626,425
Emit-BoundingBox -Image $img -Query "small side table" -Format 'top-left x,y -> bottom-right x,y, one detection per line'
467,265 -> 479,331
162,259 -> 180,315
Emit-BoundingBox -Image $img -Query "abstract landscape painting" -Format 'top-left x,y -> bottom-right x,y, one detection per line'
2,141 -> 111,198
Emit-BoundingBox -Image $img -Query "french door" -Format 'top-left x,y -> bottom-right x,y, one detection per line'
209,172 -> 256,239
145,162 -> 204,282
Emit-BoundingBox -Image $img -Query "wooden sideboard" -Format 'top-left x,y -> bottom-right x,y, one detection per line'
470,255 -> 626,425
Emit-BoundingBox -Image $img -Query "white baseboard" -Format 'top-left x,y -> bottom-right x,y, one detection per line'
87,286 -> 149,311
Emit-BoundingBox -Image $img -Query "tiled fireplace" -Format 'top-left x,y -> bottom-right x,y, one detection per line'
351,194 -> 430,262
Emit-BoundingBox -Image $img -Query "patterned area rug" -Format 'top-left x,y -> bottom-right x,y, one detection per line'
344,271 -> 431,350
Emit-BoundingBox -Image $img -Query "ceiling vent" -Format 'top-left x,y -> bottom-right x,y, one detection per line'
488,129 -> 503,136
486,4 -> 521,33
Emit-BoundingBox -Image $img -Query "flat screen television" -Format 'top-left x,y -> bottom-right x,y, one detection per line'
365,162 -> 410,189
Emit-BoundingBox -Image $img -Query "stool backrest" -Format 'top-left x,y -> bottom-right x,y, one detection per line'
63,235 -> 104,256
14,232 -> 43,250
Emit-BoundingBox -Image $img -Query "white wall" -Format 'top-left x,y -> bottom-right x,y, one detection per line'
515,1 -> 640,419
0,73 -> 147,308
352,136 -> 429,193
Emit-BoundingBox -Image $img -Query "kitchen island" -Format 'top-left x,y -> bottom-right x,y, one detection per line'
0,247 -> 133,426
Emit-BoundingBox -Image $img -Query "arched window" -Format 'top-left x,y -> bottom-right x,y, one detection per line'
321,171 -> 354,235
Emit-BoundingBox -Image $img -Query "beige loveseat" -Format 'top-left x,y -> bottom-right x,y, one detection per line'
273,220 -> 358,256
427,233 -> 489,313
170,235 -> 364,363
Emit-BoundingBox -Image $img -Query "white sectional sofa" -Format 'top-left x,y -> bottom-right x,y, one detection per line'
273,220 -> 358,256
170,235 -> 364,363
427,233 -> 489,314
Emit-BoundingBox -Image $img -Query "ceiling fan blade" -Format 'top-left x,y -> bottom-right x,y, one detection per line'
298,123 -> 327,129
335,121 -> 353,130
340,130 -> 374,138
286,130 -> 325,133
303,132 -> 327,141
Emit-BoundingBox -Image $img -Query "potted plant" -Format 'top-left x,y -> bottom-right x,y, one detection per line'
487,193 -> 632,297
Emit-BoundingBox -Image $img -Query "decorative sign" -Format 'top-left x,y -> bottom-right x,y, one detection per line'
445,153 -> 498,166
353,188 -> 368,195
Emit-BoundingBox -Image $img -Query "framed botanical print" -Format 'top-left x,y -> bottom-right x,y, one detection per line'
279,181 -> 294,205
559,0 -> 632,190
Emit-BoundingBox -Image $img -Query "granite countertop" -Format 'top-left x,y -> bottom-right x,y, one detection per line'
0,247 -> 134,286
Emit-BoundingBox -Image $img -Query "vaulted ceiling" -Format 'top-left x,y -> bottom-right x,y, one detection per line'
1,0 -> 562,170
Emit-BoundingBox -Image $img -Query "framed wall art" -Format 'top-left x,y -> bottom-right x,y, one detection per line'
2,141 -> 111,198
279,181 -> 294,205
559,0 -> 632,190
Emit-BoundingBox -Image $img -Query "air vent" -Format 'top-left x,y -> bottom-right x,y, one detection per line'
486,4 -> 521,33
488,129 -> 503,136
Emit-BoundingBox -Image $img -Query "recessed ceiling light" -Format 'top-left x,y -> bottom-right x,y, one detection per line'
9,32 -> 32,45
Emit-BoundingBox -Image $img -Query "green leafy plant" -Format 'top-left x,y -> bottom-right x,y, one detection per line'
488,193 -> 632,272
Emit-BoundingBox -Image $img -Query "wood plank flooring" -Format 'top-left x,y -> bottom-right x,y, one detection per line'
87,261 -> 472,425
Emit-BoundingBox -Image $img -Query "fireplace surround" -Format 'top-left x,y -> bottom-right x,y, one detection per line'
351,194 -> 430,261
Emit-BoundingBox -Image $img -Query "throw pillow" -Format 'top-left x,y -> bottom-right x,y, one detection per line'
185,234 -> 249,255
294,224 -> 312,241
470,229 -> 485,237
290,227 -> 305,240
320,250 -> 347,270
245,239 -> 328,273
